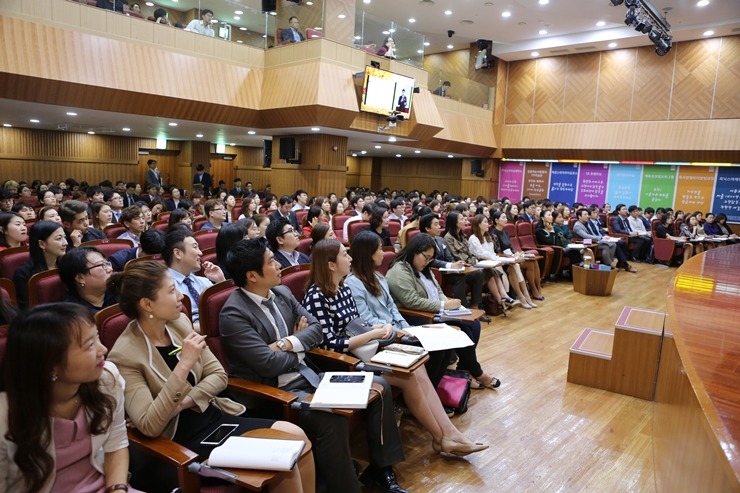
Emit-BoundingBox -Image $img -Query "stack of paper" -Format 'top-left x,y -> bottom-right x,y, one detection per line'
310,372 -> 373,409
370,350 -> 426,368
403,324 -> 475,351
208,437 -> 305,471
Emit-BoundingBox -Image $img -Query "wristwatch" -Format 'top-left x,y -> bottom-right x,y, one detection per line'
276,338 -> 287,351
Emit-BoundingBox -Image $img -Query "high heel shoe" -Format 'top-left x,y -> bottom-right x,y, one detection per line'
526,301 -> 538,308
476,377 -> 501,389
435,437 -> 489,457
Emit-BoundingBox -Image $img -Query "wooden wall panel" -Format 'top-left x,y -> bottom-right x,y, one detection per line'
377,158 -> 464,195
276,0 -> 323,43
596,49 -> 636,122
534,57 -> 566,123
423,48 -> 494,108
505,59 -> 536,124
670,38 -> 722,120
632,46 -> 675,121
713,36 -> 740,119
563,53 -> 599,122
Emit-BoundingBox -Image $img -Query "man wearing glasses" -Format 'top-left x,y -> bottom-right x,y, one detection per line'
266,217 -> 310,269
199,199 -> 227,231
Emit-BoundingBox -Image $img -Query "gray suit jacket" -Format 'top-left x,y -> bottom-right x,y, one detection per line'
219,285 -> 323,388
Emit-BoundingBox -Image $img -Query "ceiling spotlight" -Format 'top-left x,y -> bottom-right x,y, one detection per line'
351,153 -> 357,157
396,154 -> 402,158
247,130 -> 256,135
168,122 -> 178,127
608,42 -> 618,48
310,127 -> 321,131
447,44 -> 454,49
655,33 -> 672,56
635,16 -> 652,33
196,133 -> 204,138
697,0 -> 709,6
361,150 -> 367,154
66,112 -> 77,116
610,0 -> 624,5
596,21 -> 606,27
374,145 -> 382,149
414,150 -> 421,154
447,155 -> 454,158
703,30 -> 714,36
424,42 -> 430,46
3,123 -> 12,127
30,119 -> 40,123
122,127 -> 131,132
539,0 -> 549,4
388,137 -> 397,142
539,29 -> 547,35
409,18 -> 416,23
531,51 -> 539,57
234,10 -> 243,15
624,7 -> 638,26
444,10 -> 452,15
502,11 -> 511,18
88,131 -> 95,135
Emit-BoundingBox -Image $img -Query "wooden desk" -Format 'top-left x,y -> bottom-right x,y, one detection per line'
206,428 -> 312,491
572,265 -> 617,296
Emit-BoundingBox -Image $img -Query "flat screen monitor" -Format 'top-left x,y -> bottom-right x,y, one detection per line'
360,66 -> 414,117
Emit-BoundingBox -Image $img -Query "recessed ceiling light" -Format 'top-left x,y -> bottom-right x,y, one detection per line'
338,14 -> 346,19
30,119 -> 40,123
247,130 -> 256,135
388,137 -> 397,142
424,41 -> 430,46
263,35 -> 267,38
539,0 -> 549,4
447,44 -> 454,49
447,154 -> 454,158
396,154 -> 402,158
361,150 -> 367,154
122,127 -> 131,132
414,150 -> 421,154
703,30 -> 714,36
145,1 -> 153,6
306,1 -> 313,4
363,0 -> 371,4
444,10 -> 452,15
229,143 -> 235,146
389,28 -> 396,33
269,12 -> 276,16
234,10 -> 243,15
168,122 -> 178,127
355,35 -> 361,40
311,127 -> 320,131
88,131 -> 95,135
3,123 -> 12,127
237,40 -> 243,43
539,29 -> 547,35
409,18 -> 415,23
382,30 -> 390,35
502,11 -> 511,18
66,112 -> 77,116
596,21 -> 606,27
172,0 -> 177,2
417,49 -> 424,54
374,145 -> 382,149
234,16 -> 240,20
196,133 -> 204,138
351,153 -> 357,157
531,51 -> 540,57
697,0 -> 709,6
608,42 -> 618,48
239,27 -> 247,31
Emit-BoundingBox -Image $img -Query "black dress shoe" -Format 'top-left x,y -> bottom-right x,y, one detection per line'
359,465 -> 409,493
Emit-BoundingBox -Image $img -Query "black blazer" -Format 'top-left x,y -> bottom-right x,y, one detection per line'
274,250 -> 310,270
268,210 -> 300,231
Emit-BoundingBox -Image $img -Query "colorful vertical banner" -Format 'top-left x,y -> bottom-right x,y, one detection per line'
606,165 -> 642,206
498,162 -> 525,202
548,163 -> 579,204
522,163 -> 551,200
576,164 -> 610,206
640,166 -> 677,208
674,166 -> 716,213
713,167 -> 740,223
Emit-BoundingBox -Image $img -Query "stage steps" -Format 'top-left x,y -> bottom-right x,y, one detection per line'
567,307 -> 665,400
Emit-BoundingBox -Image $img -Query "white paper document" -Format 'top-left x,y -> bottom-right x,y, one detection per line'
443,308 -> 472,316
403,324 -> 475,351
310,371 -> 373,409
439,267 -> 465,272
474,260 -> 502,268
208,436 -> 305,471
370,350 -> 426,368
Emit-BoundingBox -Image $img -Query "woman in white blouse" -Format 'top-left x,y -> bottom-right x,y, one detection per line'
468,214 -> 539,308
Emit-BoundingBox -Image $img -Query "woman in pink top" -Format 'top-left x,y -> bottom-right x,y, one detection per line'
0,303 -> 134,493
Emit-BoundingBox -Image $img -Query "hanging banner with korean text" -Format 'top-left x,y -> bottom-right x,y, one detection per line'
576,164 -> 609,206
522,163 -> 551,200
640,166 -> 677,208
548,163 -> 579,204
498,162 -> 525,202
674,166 -> 716,213
713,167 -> 740,223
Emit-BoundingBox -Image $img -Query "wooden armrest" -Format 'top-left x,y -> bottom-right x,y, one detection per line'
127,429 -> 198,467
308,347 -> 360,369
398,307 -> 435,322
228,377 -> 297,405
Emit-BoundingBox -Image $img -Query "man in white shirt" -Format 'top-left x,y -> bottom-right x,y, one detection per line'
388,198 -> 407,227
291,189 -> 309,211
164,226 -> 225,332
185,9 -> 215,37
343,203 -> 373,243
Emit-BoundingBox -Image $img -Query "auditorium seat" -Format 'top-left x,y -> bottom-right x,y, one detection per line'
193,230 -> 217,250
331,214 -> 352,242
192,217 -> 208,231
295,237 -> 312,256
103,223 -> 126,239
516,221 -> 555,277
151,220 -> 169,233
27,269 -> 67,307
295,209 -> 308,230
124,254 -> 164,270
280,264 -> 311,302
387,220 -> 401,244
347,221 -> 371,244
378,246 -> 396,276
306,28 -> 323,39
0,246 -> 29,280
0,278 -> 17,307
80,238 -> 134,258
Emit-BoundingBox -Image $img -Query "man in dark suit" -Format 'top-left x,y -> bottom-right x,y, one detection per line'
122,182 -> 141,208
109,229 -> 165,271
432,80 -> 451,97
230,177 -> 245,198
145,159 -> 162,190
266,217 -> 310,269
281,16 -> 305,43
192,164 -> 213,197
268,195 -> 300,231
220,238 -> 408,493
418,213 -> 486,311
611,203 -> 651,262
519,200 -> 536,223
59,200 -> 106,248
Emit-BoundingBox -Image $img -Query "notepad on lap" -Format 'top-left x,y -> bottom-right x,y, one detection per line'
208,437 -> 305,471
310,371 -> 373,409
474,260 -> 501,268
443,308 -> 472,316
370,350 -> 426,368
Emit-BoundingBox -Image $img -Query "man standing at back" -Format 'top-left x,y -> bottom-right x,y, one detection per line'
220,238 -> 408,493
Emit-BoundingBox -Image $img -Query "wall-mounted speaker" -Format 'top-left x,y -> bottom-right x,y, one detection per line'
471,159 -> 483,175
279,138 -> 296,160
263,140 -> 272,168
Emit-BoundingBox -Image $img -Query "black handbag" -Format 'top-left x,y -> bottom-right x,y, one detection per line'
342,318 -> 396,361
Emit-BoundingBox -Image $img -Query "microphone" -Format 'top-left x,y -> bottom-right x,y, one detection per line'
187,463 -> 238,483
356,362 -> 392,374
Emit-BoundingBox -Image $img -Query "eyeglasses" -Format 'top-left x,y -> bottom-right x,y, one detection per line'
212,207 -> 225,211
88,261 -> 113,272
278,227 -> 298,236
420,252 -> 434,262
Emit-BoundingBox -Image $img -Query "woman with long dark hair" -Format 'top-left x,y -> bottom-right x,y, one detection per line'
304,237 -> 487,457
365,207 -> 392,247
107,262 -> 314,492
386,233 -> 501,390
216,222 -> 248,280
0,303 -> 133,493
13,221 -> 68,309
490,210 -> 544,300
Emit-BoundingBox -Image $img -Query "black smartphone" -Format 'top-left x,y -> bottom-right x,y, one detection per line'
200,423 -> 239,446
329,375 -> 366,383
